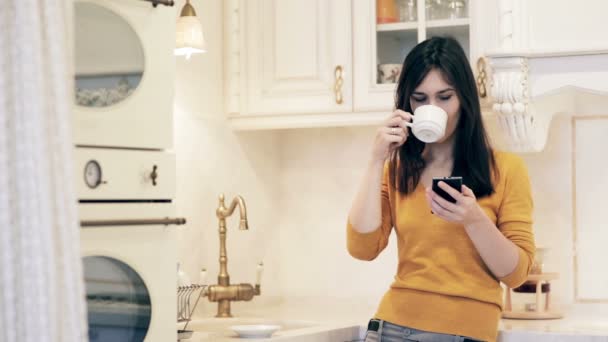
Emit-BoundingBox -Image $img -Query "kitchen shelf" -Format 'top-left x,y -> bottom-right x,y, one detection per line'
426,18 -> 469,28
376,18 -> 469,33
377,22 -> 417,32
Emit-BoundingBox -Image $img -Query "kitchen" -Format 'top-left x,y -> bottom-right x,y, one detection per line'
2,0 -> 608,341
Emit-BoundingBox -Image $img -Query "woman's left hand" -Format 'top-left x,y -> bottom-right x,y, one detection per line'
425,182 -> 485,226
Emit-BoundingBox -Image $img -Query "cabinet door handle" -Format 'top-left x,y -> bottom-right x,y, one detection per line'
476,57 -> 487,98
334,65 -> 344,104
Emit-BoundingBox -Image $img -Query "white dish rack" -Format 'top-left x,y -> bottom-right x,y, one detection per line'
177,284 -> 206,341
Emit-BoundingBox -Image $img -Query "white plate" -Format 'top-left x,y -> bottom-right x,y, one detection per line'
230,324 -> 281,338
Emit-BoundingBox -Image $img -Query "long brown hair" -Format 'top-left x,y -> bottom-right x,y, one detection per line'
389,36 -> 497,198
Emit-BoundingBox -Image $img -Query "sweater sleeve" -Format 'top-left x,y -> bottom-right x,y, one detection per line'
496,155 -> 536,288
346,164 -> 394,261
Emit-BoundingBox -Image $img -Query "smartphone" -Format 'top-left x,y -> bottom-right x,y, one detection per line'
432,177 -> 462,203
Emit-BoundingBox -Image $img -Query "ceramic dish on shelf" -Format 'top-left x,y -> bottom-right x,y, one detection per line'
230,324 -> 281,338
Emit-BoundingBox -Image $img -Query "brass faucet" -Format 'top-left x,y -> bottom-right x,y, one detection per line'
202,194 -> 262,317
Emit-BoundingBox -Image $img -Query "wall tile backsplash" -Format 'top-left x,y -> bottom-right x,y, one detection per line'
273,114 -> 602,308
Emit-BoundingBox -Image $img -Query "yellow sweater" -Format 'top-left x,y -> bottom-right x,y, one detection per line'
347,152 -> 535,342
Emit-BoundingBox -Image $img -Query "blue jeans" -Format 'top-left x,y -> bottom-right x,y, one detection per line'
364,319 -> 484,342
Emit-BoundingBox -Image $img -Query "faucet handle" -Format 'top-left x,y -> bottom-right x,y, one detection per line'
199,268 -> 207,284
254,262 -> 263,296
256,262 -> 264,286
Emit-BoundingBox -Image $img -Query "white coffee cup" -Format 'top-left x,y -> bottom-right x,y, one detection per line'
404,105 -> 448,143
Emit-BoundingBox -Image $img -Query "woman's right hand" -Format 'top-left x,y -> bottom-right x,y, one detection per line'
371,110 -> 412,163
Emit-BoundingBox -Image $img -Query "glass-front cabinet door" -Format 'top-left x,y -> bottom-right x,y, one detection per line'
423,0 -> 470,58
354,0 -> 479,113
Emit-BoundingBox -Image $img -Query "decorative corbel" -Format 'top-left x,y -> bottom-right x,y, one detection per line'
488,57 -> 551,152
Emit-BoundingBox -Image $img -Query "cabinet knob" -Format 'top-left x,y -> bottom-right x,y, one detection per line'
476,57 -> 488,98
334,65 -> 344,104
150,164 -> 158,186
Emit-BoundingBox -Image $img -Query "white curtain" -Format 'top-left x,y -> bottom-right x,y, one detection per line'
0,1 -> 88,342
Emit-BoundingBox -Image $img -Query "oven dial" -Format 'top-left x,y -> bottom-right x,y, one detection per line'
84,160 -> 105,189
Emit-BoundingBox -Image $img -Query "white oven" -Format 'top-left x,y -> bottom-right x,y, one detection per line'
76,147 -> 182,342
71,0 -> 179,340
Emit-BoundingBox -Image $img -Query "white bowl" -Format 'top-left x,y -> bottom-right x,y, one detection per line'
231,324 -> 281,338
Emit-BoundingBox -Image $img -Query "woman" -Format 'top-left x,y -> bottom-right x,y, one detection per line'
347,37 -> 535,342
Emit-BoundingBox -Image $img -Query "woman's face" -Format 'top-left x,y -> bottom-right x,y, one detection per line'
409,68 -> 461,144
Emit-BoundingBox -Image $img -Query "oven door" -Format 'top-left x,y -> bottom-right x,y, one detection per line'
77,146 -> 181,342
72,0 -> 175,149
80,203 -> 178,342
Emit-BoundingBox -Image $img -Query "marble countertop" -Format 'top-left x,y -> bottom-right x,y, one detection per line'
499,304 -> 608,341
180,298 -> 608,341
180,297 -> 370,342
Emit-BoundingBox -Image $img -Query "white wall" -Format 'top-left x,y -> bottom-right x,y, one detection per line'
277,126 -> 396,305
275,114 -> 582,310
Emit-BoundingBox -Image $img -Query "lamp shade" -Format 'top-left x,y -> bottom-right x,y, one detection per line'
175,1 -> 206,59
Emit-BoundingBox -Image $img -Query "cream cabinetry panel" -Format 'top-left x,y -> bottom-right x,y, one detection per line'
232,0 -> 352,118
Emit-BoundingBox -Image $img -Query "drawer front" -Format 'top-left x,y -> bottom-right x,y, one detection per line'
78,202 -> 176,221
75,148 -> 175,200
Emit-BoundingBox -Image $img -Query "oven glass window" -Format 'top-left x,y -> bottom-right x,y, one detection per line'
83,256 -> 151,342
74,2 -> 145,108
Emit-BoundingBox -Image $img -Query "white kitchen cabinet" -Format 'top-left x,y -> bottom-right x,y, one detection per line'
225,0 -> 495,130
73,0 -> 175,149
490,0 -> 608,54
226,0 -> 608,132
225,0 -> 352,125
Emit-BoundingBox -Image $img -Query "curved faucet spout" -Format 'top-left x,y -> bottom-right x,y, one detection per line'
216,194 -> 249,230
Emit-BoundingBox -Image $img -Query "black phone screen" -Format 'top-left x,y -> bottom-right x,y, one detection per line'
432,177 -> 462,203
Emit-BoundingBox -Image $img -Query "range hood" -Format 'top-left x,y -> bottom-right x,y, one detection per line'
484,50 -> 608,152
481,0 -> 608,153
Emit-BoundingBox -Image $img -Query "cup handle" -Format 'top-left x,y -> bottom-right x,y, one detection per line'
403,122 -> 414,128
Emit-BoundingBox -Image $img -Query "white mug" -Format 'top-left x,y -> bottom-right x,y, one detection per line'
404,105 -> 448,143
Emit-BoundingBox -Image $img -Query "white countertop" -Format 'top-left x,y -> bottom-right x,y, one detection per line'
499,304 -> 608,341
179,297 -> 608,342
180,297 -> 371,342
